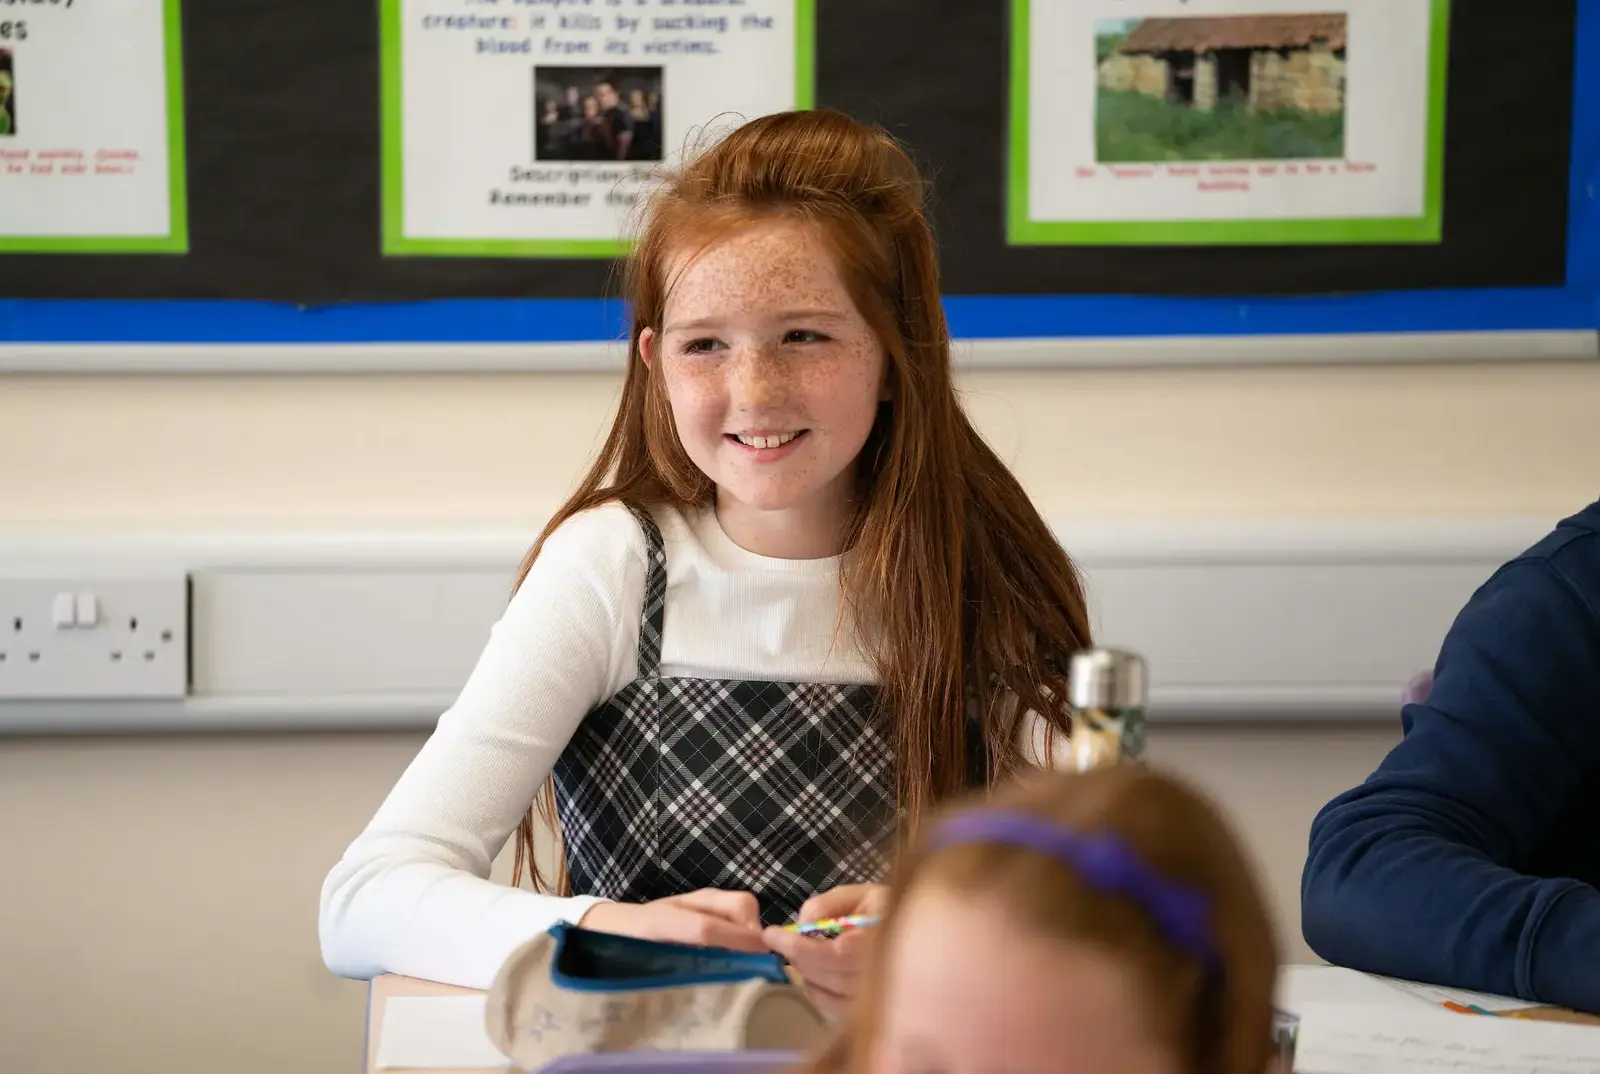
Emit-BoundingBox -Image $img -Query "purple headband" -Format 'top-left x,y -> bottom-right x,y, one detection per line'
926,810 -> 1221,972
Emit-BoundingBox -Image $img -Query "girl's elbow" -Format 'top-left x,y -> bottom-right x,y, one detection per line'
318,897 -> 383,981
318,930 -> 369,980
1299,844 -> 1366,967
317,862 -> 381,980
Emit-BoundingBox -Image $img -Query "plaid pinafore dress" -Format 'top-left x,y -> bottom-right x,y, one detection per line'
551,504 -> 899,926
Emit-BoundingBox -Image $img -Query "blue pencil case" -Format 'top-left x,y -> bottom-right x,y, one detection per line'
484,924 -> 826,1070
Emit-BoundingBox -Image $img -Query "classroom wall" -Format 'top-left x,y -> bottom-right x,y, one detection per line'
3,361 -> 1599,528
2,359 -> 1599,1074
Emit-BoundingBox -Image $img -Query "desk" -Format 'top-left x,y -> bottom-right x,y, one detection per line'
364,966 -> 1599,1073
1275,965 -> 1600,1028
1512,1008 -> 1600,1026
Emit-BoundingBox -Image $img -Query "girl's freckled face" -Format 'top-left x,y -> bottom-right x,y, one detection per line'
642,217 -> 888,534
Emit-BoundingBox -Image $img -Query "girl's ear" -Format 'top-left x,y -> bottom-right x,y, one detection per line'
638,327 -> 658,368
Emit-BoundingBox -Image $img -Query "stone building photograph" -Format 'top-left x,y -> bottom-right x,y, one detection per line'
1094,14 -> 1348,162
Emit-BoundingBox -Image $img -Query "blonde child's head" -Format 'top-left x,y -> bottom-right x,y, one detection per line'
818,765 -> 1280,1074
516,109 -> 1091,888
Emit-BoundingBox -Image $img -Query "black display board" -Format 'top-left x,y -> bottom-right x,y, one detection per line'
0,0 -> 1578,303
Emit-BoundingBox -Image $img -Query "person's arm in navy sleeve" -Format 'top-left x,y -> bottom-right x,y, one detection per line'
1301,556 -> 1600,1014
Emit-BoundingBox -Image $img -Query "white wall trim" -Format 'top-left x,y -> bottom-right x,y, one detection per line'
0,329 -> 1593,375
0,514 -> 1561,736
952,330 -> 1598,369
0,515 -> 1556,568
0,684 -> 1429,737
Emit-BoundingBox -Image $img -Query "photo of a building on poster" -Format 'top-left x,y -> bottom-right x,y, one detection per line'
1011,0 -> 1449,245
1095,15 -> 1348,162
382,0 -> 814,258
0,0 -> 188,254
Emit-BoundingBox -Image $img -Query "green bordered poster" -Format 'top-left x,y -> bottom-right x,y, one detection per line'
0,0 -> 187,254
1009,0 -> 1450,245
380,0 -> 815,258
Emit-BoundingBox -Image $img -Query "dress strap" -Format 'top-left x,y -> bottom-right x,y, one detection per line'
622,501 -> 667,678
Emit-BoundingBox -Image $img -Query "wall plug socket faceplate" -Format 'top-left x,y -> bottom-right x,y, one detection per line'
0,575 -> 189,700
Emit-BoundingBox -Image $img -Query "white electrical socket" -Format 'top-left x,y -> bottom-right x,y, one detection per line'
0,575 -> 189,700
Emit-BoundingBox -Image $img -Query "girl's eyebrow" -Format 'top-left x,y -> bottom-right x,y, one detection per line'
663,309 -> 850,333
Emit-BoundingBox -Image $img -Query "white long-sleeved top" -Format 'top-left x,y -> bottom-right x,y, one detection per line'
318,501 -> 1064,989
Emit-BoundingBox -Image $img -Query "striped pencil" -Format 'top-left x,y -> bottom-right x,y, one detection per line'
783,914 -> 880,937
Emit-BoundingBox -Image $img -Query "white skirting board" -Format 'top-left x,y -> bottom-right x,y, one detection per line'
0,514 -> 1559,735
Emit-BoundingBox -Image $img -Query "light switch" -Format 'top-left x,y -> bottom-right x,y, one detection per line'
74,592 -> 99,628
52,592 -> 76,629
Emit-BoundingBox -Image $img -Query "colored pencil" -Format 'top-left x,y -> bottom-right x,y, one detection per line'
782,914 -> 879,936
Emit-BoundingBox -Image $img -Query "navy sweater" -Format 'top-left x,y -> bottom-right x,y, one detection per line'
1302,499 -> 1600,1014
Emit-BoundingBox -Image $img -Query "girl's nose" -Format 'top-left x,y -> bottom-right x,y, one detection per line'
729,347 -> 789,407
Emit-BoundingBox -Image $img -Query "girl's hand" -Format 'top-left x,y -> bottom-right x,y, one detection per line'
578,888 -> 767,952
762,883 -> 890,1019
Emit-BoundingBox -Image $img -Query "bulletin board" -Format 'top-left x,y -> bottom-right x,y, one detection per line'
0,0 -> 1595,351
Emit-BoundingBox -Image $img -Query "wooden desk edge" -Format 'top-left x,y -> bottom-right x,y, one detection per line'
1508,1006 -> 1600,1026
361,967 -> 1600,1072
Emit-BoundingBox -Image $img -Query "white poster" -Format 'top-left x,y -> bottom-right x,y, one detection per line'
1010,0 -> 1449,245
382,0 -> 814,257
0,0 -> 186,253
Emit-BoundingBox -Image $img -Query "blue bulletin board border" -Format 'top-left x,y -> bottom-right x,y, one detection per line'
1,2 -> 1597,348
0,287 -> 1594,346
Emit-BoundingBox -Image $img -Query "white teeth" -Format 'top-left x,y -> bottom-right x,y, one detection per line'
735,432 -> 801,450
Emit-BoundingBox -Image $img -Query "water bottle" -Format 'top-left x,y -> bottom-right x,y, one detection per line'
1067,648 -> 1149,771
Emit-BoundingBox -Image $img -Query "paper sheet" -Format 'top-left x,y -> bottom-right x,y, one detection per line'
1277,965 -> 1438,1014
375,995 -> 510,1070
382,0 -> 806,256
1278,965 -> 1540,1016
1296,1002 -> 1600,1073
0,0 -> 188,252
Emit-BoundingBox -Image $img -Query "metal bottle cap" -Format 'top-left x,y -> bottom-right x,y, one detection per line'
1068,648 -> 1149,710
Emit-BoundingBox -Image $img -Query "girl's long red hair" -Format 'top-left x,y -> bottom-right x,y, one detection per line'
511,108 -> 1091,893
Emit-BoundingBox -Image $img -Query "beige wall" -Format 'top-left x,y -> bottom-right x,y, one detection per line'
2,360 -> 1598,1074
3,362 -> 1597,529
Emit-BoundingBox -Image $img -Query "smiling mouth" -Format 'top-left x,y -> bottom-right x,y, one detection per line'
728,431 -> 807,450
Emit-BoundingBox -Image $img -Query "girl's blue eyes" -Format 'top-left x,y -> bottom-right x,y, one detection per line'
679,330 -> 827,354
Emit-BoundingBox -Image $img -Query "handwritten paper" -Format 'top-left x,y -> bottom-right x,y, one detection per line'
375,995 -> 510,1070
1296,1003 -> 1600,1073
